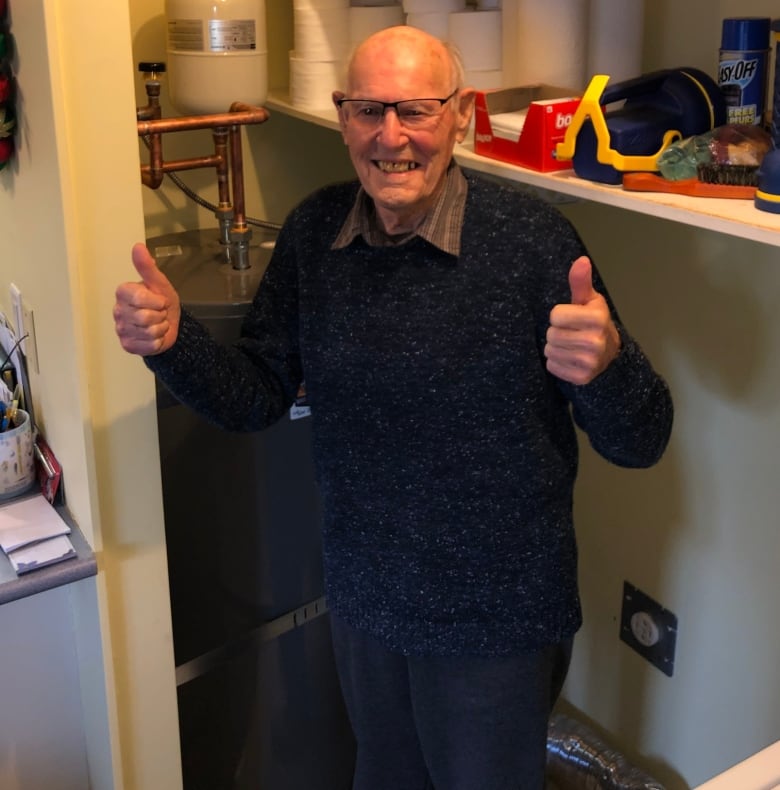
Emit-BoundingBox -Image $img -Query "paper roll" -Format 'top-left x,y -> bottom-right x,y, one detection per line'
449,10 -> 502,72
405,12 -> 450,40
289,53 -> 345,109
295,7 -> 351,61
587,0 -> 645,83
349,5 -> 406,45
402,0 -> 463,13
504,0 -> 587,92
294,0 -> 349,9
464,69 -> 504,91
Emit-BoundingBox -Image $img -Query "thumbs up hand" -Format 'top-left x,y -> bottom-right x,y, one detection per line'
544,256 -> 621,385
113,243 -> 182,356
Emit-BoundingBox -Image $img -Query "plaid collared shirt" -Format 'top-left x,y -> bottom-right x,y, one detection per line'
331,160 -> 468,256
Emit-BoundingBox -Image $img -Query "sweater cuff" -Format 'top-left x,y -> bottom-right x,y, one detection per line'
143,308 -> 213,378
579,328 -> 655,405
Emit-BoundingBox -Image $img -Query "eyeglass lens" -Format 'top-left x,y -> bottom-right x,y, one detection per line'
340,94 -> 456,128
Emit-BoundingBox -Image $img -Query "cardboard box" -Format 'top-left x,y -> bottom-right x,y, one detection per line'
473,86 -> 581,172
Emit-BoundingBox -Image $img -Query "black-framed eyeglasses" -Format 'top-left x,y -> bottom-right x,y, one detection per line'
336,89 -> 459,129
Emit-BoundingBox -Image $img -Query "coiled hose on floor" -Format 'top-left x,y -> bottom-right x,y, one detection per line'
547,713 -> 666,790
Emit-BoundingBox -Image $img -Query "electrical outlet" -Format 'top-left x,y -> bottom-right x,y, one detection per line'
21,302 -> 39,374
619,581 -> 678,677
9,283 -> 39,374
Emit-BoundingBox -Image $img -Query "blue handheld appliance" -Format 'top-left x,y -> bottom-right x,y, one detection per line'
556,68 -> 727,185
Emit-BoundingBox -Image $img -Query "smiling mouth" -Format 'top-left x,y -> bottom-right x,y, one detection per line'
375,160 -> 419,173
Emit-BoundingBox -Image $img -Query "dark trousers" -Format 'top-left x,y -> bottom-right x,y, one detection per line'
330,614 -> 573,790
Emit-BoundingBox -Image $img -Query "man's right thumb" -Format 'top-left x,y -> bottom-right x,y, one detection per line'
131,242 -> 169,293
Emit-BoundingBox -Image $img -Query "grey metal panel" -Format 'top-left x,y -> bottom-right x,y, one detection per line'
177,613 -> 354,790
148,227 -> 276,319
150,229 -> 355,789
157,395 -> 325,665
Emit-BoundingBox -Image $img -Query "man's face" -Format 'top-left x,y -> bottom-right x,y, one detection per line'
334,32 -> 473,235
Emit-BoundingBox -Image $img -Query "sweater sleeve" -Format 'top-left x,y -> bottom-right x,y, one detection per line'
143,218 -> 305,432
563,325 -> 674,468
509,185 -> 673,469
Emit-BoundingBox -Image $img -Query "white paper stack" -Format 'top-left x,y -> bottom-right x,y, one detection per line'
0,494 -> 76,575
488,109 -> 528,142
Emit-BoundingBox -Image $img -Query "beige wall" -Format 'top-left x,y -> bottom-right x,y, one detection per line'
1,0 -> 181,787
130,0 -> 352,239
2,0 -> 779,787
561,1 -> 780,785
57,0 -> 184,783
561,202 -> 780,786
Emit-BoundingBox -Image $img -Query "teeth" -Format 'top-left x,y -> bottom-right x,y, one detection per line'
377,160 -> 417,172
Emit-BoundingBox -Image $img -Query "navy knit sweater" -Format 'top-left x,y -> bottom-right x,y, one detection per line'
147,170 -> 673,656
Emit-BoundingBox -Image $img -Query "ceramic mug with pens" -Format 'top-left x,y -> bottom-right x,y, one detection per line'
0,407 -> 35,500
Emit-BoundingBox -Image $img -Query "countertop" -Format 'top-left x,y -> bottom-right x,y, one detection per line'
0,498 -> 97,605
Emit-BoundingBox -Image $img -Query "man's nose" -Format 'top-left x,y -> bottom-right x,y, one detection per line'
377,108 -> 406,143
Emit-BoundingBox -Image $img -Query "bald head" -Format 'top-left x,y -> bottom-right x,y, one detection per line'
345,25 -> 463,97
332,24 -> 475,235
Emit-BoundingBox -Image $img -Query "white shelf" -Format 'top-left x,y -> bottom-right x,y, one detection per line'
266,92 -> 780,248
267,92 -> 341,132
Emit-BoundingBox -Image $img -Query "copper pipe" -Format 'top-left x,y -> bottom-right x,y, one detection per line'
140,154 -> 225,188
212,128 -> 231,211
136,80 -> 162,122
136,97 -> 269,268
143,123 -> 165,189
136,103 -> 267,194
146,154 -> 224,172
136,105 -> 268,136
229,124 -> 246,231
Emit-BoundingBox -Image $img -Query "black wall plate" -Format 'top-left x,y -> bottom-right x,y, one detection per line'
619,581 -> 678,677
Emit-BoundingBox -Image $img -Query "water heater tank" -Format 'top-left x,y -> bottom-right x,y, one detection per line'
165,0 -> 267,115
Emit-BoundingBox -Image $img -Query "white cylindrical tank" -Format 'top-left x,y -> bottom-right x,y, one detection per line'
165,0 -> 268,115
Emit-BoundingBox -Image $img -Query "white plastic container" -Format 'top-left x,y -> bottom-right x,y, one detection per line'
165,0 -> 268,115
0,409 -> 35,500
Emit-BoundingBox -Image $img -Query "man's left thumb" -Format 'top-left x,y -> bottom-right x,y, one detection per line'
569,256 -> 595,306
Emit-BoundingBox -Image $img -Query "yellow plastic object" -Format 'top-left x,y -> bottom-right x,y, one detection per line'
555,74 -> 682,173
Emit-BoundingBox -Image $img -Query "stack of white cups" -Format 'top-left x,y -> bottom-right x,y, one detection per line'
403,0 -> 464,41
290,0 -> 350,110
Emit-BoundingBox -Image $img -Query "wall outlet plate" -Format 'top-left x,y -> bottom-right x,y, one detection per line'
619,581 -> 678,677
9,283 -> 39,374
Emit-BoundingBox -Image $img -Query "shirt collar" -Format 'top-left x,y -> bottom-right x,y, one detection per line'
331,160 -> 468,256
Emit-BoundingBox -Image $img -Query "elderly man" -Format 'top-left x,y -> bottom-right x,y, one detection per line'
115,25 -> 672,790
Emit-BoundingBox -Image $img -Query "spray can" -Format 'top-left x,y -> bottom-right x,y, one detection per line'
770,19 -> 780,146
718,17 -> 771,126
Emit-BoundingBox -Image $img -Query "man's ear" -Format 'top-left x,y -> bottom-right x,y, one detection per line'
454,88 -> 476,143
332,91 -> 349,141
